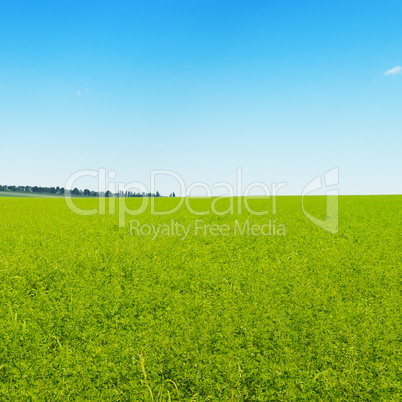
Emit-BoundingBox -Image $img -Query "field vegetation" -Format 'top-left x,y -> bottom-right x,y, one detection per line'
0,196 -> 401,400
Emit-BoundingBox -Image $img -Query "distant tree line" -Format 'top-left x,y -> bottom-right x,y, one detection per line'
0,185 -> 65,194
0,185 -> 175,198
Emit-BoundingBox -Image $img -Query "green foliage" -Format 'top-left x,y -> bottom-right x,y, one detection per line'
0,196 -> 401,400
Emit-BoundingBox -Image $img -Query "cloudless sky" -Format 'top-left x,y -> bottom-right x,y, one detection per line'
0,0 -> 401,195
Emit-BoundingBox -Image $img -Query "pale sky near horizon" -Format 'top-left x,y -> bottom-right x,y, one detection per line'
0,1 -> 401,196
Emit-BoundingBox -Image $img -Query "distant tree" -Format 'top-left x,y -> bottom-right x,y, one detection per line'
0,183 -> 175,197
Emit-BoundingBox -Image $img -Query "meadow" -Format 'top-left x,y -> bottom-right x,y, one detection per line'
0,195 -> 401,400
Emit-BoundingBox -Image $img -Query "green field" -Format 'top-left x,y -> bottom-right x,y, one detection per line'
0,196 -> 401,400
0,191 -> 61,198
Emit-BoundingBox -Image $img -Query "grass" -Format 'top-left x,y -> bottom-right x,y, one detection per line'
0,191 -> 61,198
0,191 -> 89,198
0,195 -> 401,400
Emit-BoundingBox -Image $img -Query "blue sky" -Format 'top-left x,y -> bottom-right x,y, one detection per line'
0,0 -> 401,195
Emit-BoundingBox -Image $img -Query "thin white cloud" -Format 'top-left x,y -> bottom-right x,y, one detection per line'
384,66 -> 402,76
77,89 -> 90,96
